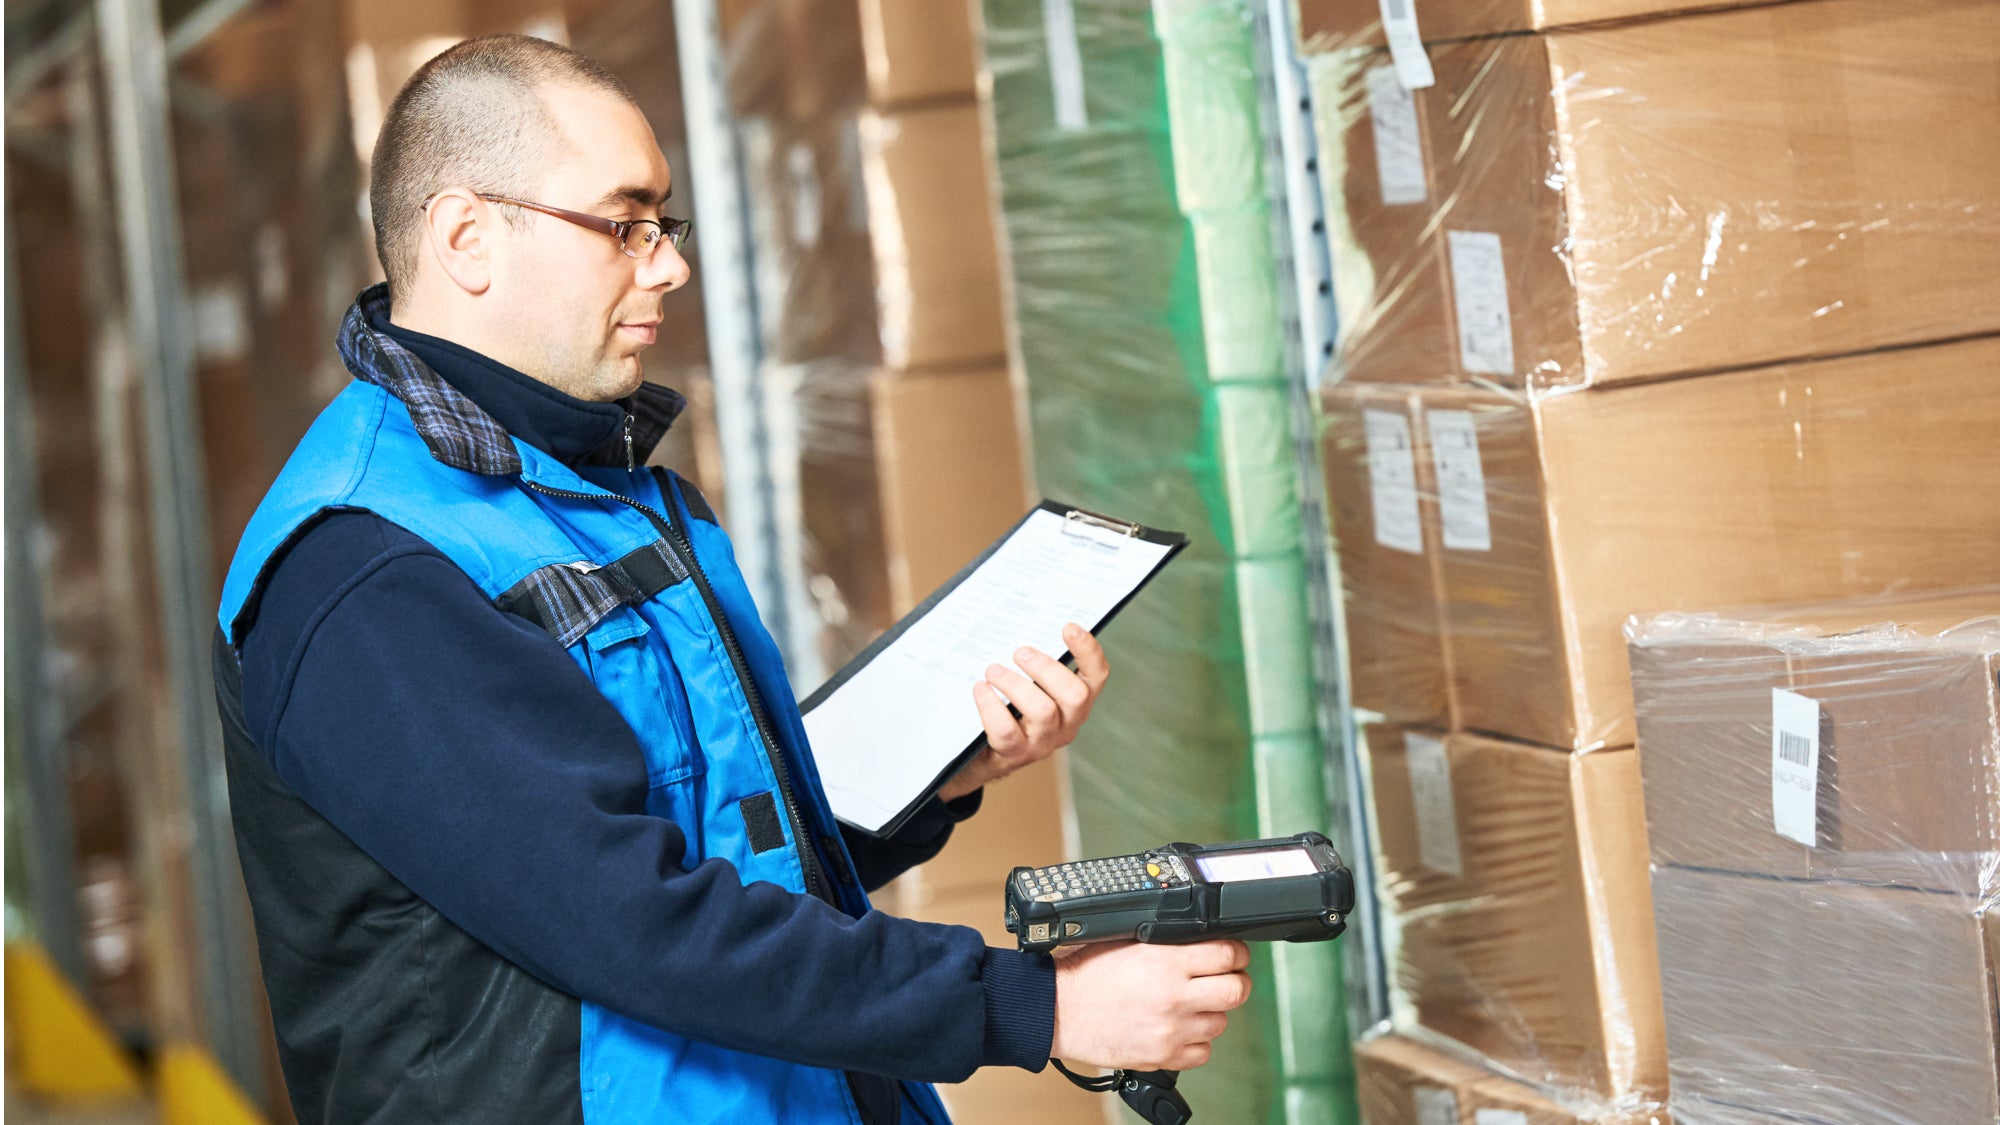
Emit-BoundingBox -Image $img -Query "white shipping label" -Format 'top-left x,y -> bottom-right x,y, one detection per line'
1363,409 -> 1424,555
1365,65 -> 1428,205
1426,410 -> 1492,552
1446,230 -> 1517,377
1475,1112 -> 1530,1125
786,142 -> 822,249
1404,732 -> 1463,878
1378,0 -> 1436,89
1413,1086 -> 1460,1125
1042,0 -> 1089,131
1771,688 -> 1823,848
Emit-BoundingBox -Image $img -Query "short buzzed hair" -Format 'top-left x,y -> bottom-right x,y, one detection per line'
369,35 -> 637,302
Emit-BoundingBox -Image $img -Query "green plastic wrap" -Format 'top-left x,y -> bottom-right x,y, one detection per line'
982,2 -> 1353,1120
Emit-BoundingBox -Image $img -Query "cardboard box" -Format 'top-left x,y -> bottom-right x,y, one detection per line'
1653,866 -> 2000,1125
872,364 -> 1030,615
722,0 -> 866,120
1365,728 -> 1665,1100
1355,1035 -> 1669,1124
1308,52 -> 1455,384
1372,336 -> 2000,750
1316,0 -> 2000,389
796,361 -> 1029,666
727,0 -> 970,114
1355,1035 -> 1493,1125
1321,382 -> 1451,726
859,103 -> 1008,370
1464,1074 -> 1671,1125
859,0 -> 979,107
1297,0 -> 1786,49
1630,589 -> 2000,895
742,114 -> 881,366
794,361 -> 895,667
748,103 -> 1005,372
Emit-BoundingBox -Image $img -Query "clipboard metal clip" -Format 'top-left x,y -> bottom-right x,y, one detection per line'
1063,508 -> 1142,548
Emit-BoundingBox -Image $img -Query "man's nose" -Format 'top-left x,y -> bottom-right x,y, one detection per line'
641,242 -> 692,291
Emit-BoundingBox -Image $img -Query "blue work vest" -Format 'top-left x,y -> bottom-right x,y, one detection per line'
218,378 -> 952,1125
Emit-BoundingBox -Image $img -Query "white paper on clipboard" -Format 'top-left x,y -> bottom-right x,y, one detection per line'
804,508 -> 1176,835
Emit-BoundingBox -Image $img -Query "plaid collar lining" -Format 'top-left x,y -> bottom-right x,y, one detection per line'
336,283 -> 686,477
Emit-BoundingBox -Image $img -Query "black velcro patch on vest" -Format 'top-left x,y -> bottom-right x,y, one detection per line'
739,792 -> 786,854
679,479 -> 718,525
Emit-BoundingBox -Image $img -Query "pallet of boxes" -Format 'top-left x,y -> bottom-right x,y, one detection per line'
1300,0 -> 2000,1121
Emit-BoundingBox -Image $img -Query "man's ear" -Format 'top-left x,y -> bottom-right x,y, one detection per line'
421,188 -> 494,295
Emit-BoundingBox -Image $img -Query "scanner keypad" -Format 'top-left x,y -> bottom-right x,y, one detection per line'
1021,853 -> 1162,901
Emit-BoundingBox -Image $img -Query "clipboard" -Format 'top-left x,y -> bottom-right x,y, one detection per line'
801,500 -> 1188,837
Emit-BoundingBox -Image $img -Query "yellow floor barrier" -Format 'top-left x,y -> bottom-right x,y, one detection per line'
155,1043 -> 264,1125
3,942 -> 144,1102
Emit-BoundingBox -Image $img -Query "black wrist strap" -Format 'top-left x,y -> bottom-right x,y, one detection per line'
1049,1061 -> 1193,1125
1051,1059 -> 1120,1092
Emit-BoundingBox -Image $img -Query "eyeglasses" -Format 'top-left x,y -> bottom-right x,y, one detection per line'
465,193 -> 692,258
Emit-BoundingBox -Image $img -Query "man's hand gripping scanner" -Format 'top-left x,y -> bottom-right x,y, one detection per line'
1005,832 -> 1357,1125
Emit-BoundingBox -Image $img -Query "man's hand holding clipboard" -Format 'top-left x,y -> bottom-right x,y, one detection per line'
801,502 -> 1186,836
934,621 -> 1110,802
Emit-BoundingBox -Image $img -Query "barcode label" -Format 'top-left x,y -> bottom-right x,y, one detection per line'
1365,66 -> 1428,206
1405,733 -> 1463,878
1414,1086 -> 1459,1125
786,142 -> 822,249
1447,230 -> 1516,376
1364,410 -> 1424,555
1771,688 -> 1822,848
1377,0 -> 1434,89
1426,410 -> 1491,552
1042,0 -> 1088,131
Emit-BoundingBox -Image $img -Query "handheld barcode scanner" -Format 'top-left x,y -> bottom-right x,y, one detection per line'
1004,832 -> 1356,1125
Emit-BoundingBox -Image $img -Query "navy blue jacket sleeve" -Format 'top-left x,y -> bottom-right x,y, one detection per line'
237,511 -> 1054,1083
842,791 -> 984,893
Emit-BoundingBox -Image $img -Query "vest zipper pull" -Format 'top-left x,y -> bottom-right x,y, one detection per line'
623,413 -> 635,472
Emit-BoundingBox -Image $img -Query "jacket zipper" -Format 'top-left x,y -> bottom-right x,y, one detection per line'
523,474 -> 832,905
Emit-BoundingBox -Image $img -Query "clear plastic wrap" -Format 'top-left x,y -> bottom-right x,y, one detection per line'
1298,0 -> 1787,46
1630,588 -> 2000,896
1303,0 -> 2000,391
1649,869 -> 1997,1125
1361,726 -> 1667,1117
1321,336 -> 2000,752
1626,589 -> 2000,1124
723,0 -> 1023,673
1355,1034 -> 1671,1124
981,0 -> 1349,1117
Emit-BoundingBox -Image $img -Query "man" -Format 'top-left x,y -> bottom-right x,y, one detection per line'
213,34 -> 1252,1125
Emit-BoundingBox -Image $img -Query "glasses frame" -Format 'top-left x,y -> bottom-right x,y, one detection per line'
468,193 -> 691,257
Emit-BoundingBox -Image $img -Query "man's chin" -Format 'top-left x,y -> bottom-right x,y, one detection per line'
606,356 -> 647,399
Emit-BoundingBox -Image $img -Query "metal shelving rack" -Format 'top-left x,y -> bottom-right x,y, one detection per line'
1249,0 -> 1391,1038
670,0 -> 820,684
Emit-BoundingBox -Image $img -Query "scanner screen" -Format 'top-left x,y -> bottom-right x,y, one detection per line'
1194,847 -> 1316,883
